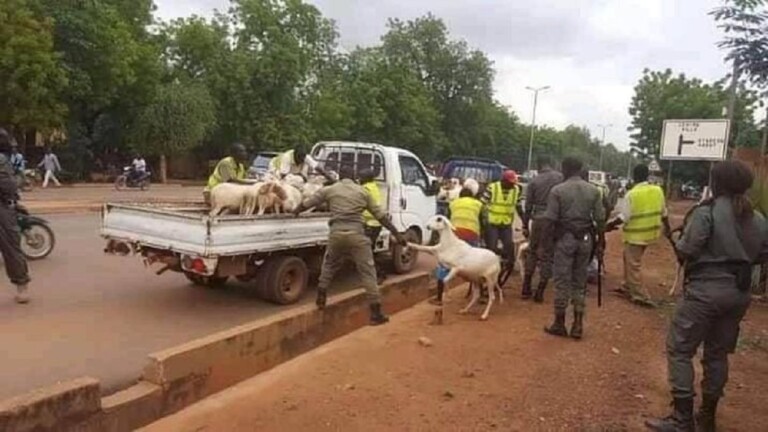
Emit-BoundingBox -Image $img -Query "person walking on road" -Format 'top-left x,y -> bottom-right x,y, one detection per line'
203,143 -> 250,205
292,162 -> 407,326
10,144 -> 26,189
542,157 -> 605,340
482,169 -> 523,284
606,164 -> 669,306
522,156 -> 563,302
38,147 -> 62,188
0,129 -> 31,304
360,167 -> 386,283
646,160 -> 767,432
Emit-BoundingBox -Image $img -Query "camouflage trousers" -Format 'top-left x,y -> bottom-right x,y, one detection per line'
318,229 -> 380,303
553,232 -> 592,314
0,207 -> 29,285
667,279 -> 750,399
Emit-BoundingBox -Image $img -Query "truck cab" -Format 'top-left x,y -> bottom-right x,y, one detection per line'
312,141 -> 439,272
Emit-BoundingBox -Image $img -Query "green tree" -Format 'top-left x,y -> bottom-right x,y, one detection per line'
130,82 -> 216,182
0,0 -> 67,135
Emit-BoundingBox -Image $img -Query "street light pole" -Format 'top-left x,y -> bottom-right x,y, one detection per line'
597,123 -> 612,171
526,85 -> 550,174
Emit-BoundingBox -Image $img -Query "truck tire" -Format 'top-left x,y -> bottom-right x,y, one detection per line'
392,228 -> 421,274
184,272 -> 228,288
263,256 -> 308,305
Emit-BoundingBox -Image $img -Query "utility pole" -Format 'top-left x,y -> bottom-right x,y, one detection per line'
526,85 -> 550,174
725,59 -> 740,153
597,123 -> 612,171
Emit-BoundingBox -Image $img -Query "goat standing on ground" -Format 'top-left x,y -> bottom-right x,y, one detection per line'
408,215 -> 503,321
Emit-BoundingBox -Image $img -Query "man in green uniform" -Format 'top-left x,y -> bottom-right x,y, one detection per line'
0,128 -> 31,303
293,163 -> 407,325
542,157 -> 605,340
203,143 -> 250,205
646,161 -> 767,432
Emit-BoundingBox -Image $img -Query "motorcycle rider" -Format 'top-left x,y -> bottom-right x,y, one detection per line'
0,128 -> 31,304
130,152 -> 147,185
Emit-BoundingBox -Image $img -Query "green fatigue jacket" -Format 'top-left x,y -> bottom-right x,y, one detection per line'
305,178 -> 387,232
544,175 -> 605,234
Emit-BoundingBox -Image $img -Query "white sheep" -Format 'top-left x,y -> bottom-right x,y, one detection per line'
437,178 -> 461,202
240,182 -> 265,216
209,183 -> 251,216
408,215 -> 503,321
283,174 -> 305,189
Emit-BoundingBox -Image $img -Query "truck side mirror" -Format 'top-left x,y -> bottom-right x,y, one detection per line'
426,179 -> 440,196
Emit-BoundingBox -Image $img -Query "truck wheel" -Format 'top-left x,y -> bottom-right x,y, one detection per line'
184,272 -> 228,288
264,256 -> 307,305
392,228 -> 421,274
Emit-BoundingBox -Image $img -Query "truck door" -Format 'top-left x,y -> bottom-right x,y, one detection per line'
397,154 -> 435,241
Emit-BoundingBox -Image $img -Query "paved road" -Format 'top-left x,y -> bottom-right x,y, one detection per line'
0,214 -> 433,399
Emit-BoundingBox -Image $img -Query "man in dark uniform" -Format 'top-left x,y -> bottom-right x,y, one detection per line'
0,128 -> 31,304
522,156 -> 563,302
542,157 -> 604,339
646,160 -> 767,432
293,163 -> 407,325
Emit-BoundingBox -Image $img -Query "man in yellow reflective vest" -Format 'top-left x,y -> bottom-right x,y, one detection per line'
431,186 -> 485,305
606,164 -> 669,305
203,143 -> 250,205
360,167 -> 386,283
482,169 -> 524,279
270,144 -> 332,180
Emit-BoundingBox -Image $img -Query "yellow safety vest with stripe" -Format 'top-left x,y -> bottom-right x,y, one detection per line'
270,150 -> 292,172
623,183 -> 665,244
205,157 -> 246,192
362,181 -> 382,227
488,182 -> 519,225
450,196 -> 483,235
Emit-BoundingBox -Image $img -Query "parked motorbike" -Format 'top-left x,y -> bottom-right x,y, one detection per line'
114,167 -> 151,191
16,205 -> 55,260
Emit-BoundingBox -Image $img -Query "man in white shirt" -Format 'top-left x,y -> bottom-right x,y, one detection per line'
270,145 -> 332,180
130,153 -> 147,183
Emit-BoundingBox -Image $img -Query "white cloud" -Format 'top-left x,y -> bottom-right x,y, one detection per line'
154,0 -> 734,150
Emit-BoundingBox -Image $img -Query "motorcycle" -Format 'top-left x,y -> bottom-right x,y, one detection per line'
16,205 -> 55,260
114,167 -> 151,191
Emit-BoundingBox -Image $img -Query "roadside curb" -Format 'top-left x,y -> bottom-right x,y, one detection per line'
0,272 -> 438,432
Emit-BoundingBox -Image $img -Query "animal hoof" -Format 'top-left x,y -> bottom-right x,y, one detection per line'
479,315 -> 488,321
458,309 -> 469,315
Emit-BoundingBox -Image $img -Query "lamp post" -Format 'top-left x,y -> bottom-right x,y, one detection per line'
525,85 -> 550,174
597,123 -> 612,171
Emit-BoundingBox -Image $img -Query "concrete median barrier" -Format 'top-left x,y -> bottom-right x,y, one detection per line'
0,271 -> 436,431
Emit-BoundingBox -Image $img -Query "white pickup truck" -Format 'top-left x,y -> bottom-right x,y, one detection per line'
101,141 -> 439,304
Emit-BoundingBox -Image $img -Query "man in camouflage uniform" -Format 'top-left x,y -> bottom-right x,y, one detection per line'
542,157 -> 605,339
522,155 -> 563,302
0,128 -> 31,303
293,163 -> 407,325
646,161 -> 767,432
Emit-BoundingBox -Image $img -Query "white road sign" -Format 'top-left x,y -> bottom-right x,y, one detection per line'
648,159 -> 661,172
660,119 -> 729,161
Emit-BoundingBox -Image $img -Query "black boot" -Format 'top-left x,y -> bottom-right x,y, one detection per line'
544,310 -> 568,337
570,311 -> 584,340
645,397 -> 695,432
316,289 -> 327,310
369,303 -> 389,326
521,274 -> 533,299
695,394 -> 719,432
533,279 -> 548,303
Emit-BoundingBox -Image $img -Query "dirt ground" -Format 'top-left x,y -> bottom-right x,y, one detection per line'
145,200 -> 768,432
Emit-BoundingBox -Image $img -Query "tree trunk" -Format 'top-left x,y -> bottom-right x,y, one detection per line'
160,154 -> 168,184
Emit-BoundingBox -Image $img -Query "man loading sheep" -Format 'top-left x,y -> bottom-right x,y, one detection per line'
270,144 -> 332,181
482,169 -> 524,281
542,157 -> 605,340
203,143 -> 251,205
360,167 -> 386,283
292,162 -> 407,326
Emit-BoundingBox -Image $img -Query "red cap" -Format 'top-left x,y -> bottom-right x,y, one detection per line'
502,170 -> 518,184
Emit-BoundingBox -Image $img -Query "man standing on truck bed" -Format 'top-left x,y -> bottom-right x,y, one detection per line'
0,128 -> 31,304
522,156 -> 563,302
203,143 -> 250,205
270,144 -> 332,180
292,162 -> 407,326
482,169 -> 524,281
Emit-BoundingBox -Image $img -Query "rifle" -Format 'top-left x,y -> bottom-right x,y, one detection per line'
665,199 -> 713,296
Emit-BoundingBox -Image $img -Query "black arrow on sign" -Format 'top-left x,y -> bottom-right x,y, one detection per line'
678,134 -> 695,155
